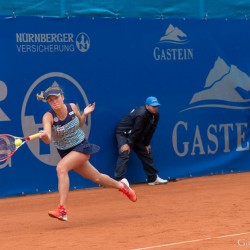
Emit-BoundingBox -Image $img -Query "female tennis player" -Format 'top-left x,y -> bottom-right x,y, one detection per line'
37,84 -> 137,221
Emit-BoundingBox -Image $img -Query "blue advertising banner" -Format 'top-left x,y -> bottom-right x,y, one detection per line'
0,17 -> 250,197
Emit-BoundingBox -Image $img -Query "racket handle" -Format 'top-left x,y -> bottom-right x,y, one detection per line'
26,133 -> 41,141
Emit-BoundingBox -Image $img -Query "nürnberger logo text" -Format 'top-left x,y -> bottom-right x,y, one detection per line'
16,32 -> 90,53
16,33 -> 74,43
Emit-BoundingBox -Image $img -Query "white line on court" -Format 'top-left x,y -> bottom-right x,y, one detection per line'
132,231 -> 250,250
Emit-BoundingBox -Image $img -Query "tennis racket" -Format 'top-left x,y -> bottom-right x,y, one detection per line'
0,133 -> 41,162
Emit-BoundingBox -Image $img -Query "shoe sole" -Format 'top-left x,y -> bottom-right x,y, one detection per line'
48,213 -> 68,221
148,181 -> 168,186
128,188 -> 137,202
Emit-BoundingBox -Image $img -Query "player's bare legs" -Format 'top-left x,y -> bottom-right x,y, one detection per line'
48,152 -> 89,221
72,157 -> 137,202
57,152 -> 123,197
48,151 -> 137,221
74,160 -> 123,188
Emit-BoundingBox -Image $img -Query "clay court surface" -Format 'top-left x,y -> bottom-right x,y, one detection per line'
1,172 -> 250,250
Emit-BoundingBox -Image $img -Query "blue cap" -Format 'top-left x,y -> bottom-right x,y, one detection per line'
145,96 -> 161,106
44,87 -> 63,100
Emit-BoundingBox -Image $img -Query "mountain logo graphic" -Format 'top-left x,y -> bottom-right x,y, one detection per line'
182,57 -> 250,112
159,24 -> 189,44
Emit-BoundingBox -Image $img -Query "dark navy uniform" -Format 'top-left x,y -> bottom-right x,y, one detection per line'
115,105 -> 159,182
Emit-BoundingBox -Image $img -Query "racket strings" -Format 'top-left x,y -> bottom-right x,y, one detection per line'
0,136 -> 16,161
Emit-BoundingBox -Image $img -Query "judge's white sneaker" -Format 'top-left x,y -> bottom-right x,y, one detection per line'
148,176 -> 168,186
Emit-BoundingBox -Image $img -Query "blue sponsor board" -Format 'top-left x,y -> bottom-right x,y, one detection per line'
0,17 -> 250,197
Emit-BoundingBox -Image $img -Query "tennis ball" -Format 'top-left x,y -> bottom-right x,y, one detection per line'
14,139 -> 22,147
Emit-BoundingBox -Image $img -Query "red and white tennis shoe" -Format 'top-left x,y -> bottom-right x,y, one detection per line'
119,178 -> 137,202
48,204 -> 68,221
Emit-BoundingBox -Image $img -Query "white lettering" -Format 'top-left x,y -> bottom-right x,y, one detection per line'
236,123 -> 249,151
154,47 -> 193,61
16,33 -> 74,43
16,44 -> 75,53
219,124 -> 233,153
0,81 -> 10,121
238,238 -> 250,246
191,126 -> 205,155
172,121 -> 249,157
207,124 -> 218,154
172,121 -> 189,157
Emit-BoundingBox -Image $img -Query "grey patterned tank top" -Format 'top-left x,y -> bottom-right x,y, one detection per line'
49,104 -> 85,150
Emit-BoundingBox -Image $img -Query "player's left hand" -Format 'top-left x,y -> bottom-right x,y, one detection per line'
84,102 -> 96,116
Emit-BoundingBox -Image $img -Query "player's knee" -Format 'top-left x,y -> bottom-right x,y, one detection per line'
56,164 -> 67,176
119,150 -> 129,160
